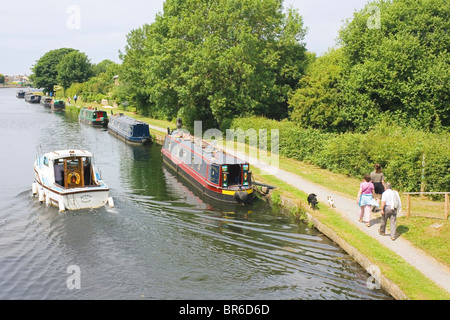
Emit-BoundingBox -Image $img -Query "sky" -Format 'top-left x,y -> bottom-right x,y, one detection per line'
0,0 -> 369,76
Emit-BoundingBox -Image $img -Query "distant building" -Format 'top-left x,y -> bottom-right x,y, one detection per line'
5,74 -> 30,84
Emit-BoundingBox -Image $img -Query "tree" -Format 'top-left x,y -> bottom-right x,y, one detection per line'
338,0 -> 450,131
120,0 -> 308,129
57,51 -> 94,90
0,74 -> 5,84
92,59 -> 116,76
31,48 -> 77,93
289,48 -> 345,131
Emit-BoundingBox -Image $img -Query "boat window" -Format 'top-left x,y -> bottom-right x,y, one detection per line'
43,157 -> 49,166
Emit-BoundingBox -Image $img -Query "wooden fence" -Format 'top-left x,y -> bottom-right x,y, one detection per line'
402,192 -> 449,219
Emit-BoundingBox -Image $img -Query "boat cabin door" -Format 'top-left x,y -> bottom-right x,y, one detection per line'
64,157 -> 85,188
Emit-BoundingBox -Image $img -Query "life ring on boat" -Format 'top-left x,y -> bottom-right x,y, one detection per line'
68,172 -> 81,185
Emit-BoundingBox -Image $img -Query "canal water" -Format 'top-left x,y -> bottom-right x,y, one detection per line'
0,88 -> 391,300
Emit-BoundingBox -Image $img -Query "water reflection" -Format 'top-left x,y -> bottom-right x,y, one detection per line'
0,88 -> 391,299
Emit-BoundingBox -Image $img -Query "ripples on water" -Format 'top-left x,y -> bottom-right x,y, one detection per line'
0,89 -> 390,300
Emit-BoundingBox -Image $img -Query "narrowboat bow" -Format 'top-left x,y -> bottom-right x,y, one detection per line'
162,122 -> 254,204
32,149 -> 114,212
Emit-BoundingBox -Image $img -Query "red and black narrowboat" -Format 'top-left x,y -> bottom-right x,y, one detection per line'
161,125 -> 254,204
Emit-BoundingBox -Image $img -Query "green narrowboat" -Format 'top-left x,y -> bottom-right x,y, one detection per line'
79,107 -> 109,127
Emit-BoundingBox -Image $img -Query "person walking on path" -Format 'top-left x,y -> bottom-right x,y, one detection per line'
379,182 -> 399,241
357,174 -> 378,227
370,163 -> 386,201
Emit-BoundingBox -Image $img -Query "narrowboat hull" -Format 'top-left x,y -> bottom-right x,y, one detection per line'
108,127 -> 152,145
162,151 -> 254,204
79,118 -> 109,127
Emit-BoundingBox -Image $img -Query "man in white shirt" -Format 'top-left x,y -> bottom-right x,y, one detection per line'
379,182 -> 397,240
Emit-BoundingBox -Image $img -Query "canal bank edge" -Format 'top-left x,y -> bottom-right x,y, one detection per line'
257,188 -> 407,300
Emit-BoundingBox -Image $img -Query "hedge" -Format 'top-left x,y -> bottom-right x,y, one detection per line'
230,117 -> 450,193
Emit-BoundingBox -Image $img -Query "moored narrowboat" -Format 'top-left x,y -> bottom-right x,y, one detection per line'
161,121 -> 254,204
40,96 -> 53,108
51,100 -> 65,111
25,93 -> 41,103
79,107 -> 109,127
16,90 -> 25,98
108,113 -> 152,145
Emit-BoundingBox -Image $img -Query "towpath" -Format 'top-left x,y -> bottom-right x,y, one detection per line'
149,124 -> 450,296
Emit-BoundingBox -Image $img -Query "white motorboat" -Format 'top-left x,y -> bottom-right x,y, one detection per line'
32,149 -> 114,212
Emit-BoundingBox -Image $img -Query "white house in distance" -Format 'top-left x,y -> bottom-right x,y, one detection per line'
5,74 -> 30,84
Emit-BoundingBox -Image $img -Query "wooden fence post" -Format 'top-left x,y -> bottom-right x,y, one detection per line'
406,194 -> 411,218
445,193 -> 449,220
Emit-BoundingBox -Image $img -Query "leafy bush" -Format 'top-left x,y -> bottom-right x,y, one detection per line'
230,116 -> 450,193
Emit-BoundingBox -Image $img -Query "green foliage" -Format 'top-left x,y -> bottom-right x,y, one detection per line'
118,0 -> 308,129
56,51 -> 94,90
337,0 -> 450,131
65,61 -> 120,103
289,0 -> 449,133
92,59 -> 116,76
31,48 -> 77,93
231,116 -> 450,193
289,48 -> 344,131
0,74 -> 5,84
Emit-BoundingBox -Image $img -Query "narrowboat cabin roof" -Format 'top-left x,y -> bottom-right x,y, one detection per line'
110,114 -> 147,127
165,131 -> 247,165
42,149 -> 93,161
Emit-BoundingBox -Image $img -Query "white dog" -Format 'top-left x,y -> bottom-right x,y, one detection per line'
327,196 -> 335,208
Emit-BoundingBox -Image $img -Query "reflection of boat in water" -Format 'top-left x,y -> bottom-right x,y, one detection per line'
162,119 -> 254,204
32,149 -> 114,212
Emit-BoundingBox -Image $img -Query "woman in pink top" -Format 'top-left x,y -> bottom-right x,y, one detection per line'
356,174 -> 377,227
